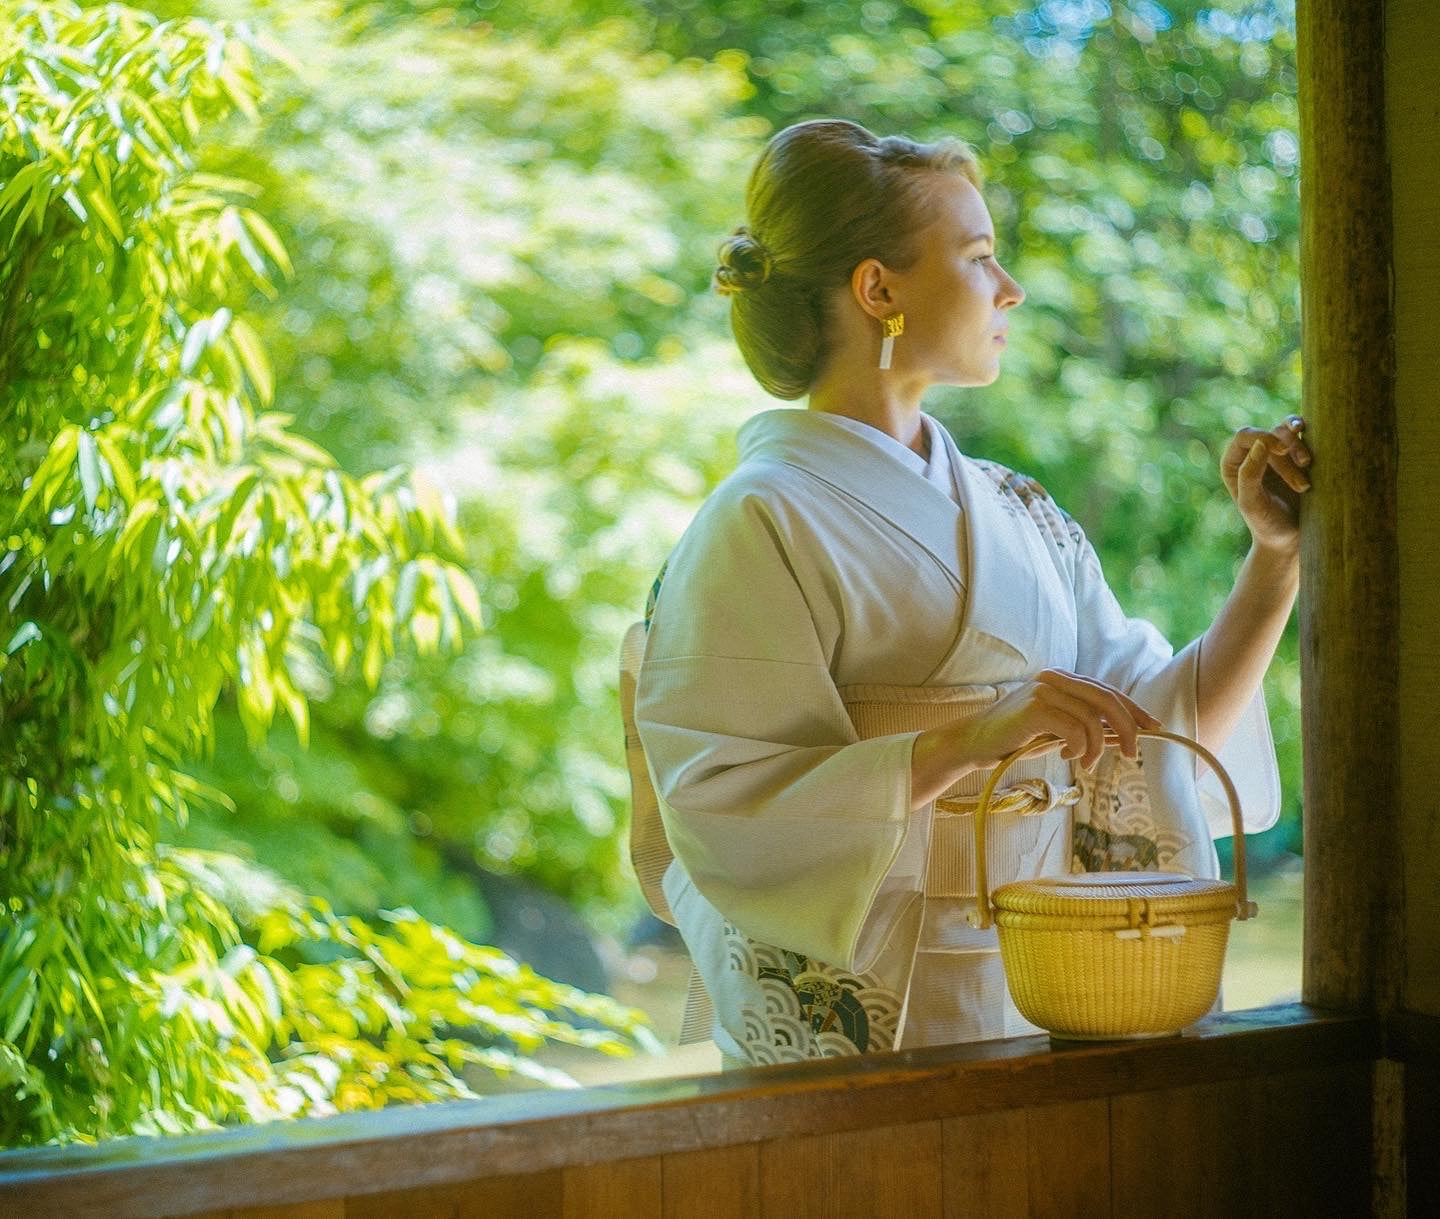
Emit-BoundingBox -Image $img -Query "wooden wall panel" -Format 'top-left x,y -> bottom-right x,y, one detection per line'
661,1144 -> 759,1219
562,1157 -> 662,1219
1406,1057 -> 1439,1218
940,1110 -> 1027,1219
1112,1064 -> 1370,1219
1023,1099 -> 1109,1219
454,1171 -> 564,1218
1112,1077 -> 1260,1218
758,1120 -> 943,1218
1253,1063 -> 1370,1218
343,1184 -> 461,1218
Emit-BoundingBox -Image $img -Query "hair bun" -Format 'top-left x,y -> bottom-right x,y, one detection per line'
714,227 -> 774,295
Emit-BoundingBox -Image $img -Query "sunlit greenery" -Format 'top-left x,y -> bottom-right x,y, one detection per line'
0,0 -> 653,1146
2,0 -> 1302,1145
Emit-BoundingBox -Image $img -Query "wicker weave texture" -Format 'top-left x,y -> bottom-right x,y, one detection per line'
997,921 -> 1232,1038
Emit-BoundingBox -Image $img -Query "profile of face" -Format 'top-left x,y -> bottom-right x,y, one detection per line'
854,172 -> 1026,388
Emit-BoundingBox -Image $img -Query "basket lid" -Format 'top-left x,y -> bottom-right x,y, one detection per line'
991,871 -> 1240,920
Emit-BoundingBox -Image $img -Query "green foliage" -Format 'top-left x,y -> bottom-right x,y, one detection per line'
0,0 -> 650,1147
135,0 -> 764,927
137,0 -> 1302,957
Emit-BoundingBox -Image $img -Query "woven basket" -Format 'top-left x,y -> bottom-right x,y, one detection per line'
966,728 -> 1260,1040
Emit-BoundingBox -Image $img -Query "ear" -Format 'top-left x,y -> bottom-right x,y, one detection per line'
850,257 -> 896,322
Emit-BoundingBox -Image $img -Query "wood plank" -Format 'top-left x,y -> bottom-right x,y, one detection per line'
562,1158 -> 662,1219
230,1205 -> 342,1219
0,1008 -> 1376,1218
1405,1056 -> 1439,1219
1253,1063 -> 1370,1218
343,1184 -> 458,1218
940,1110 -> 1027,1219
1111,1077 -> 1259,1218
455,1172 -> 564,1218
661,1145 -> 758,1219
759,1120 -> 942,1218
1024,1099 -> 1108,1219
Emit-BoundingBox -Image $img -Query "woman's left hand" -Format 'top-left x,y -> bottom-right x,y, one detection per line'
1219,414 -> 1312,555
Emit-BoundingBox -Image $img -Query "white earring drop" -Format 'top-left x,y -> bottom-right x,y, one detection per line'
878,312 -> 905,370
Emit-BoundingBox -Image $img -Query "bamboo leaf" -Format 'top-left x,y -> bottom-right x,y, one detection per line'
76,429 -> 102,511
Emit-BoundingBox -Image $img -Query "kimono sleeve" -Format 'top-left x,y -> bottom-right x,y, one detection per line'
633,487 -> 926,973
1065,512 -> 1282,846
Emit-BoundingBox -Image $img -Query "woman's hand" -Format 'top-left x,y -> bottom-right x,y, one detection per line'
1220,414 -> 1312,555
911,670 -> 1161,809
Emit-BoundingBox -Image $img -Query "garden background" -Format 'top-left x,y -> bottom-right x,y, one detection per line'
0,0 -> 1303,1146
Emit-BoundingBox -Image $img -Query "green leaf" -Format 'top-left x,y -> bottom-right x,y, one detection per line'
228,316 -> 274,404
81,179 -> 125,242
76,429 -> 102,511
5,622 -> 42,654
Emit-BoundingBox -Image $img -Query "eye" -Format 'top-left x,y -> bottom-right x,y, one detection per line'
972,254 -> 995,265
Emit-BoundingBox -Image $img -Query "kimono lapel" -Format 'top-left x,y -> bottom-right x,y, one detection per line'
737,409 -> 1058,667
738,408 -> 964,587
935,424 -> 1076,674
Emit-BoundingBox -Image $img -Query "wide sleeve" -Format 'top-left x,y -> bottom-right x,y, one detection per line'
1066,515 -> 1282,852
634,488 -> 928,973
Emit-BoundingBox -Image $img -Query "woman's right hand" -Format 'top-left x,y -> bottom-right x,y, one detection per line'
909,670 -> 1161,811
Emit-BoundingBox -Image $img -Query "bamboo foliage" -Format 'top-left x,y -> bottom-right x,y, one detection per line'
0,1 -> 652,1147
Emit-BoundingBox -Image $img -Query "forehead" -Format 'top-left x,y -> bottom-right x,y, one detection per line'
916,172 -> 993,241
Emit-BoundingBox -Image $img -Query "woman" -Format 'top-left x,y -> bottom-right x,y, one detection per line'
632,118 -> 1309,1065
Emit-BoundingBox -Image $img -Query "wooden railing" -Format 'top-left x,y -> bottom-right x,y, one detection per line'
0,1004 -> 1385,1219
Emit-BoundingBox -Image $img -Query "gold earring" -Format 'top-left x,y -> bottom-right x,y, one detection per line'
879,312 -> 905,370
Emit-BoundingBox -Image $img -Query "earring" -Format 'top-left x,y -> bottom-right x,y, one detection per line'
878,312 -> 905,370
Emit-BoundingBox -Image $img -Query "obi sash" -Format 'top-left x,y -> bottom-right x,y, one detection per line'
620,621 -> 1084,925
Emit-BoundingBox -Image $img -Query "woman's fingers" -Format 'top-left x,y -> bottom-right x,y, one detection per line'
1034,672 -> 1152,765
1229,423 -> 1312,494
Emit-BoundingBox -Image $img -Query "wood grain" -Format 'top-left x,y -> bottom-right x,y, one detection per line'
940,1110 -> 1027,1219
0,1008 -> 1374,1219
455,1172 -> 563,1219
1112,1077 -> 1259,1218
1024,1099 -> 1108,1219
1297,0 -> 1403,1016
661,1144 -> 758,1219
562,1157 -> 662,1219
342,1184 -> 459,1218
759,1120 -> 943,1218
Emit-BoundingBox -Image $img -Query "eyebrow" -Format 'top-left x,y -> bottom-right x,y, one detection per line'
962,233 -> 996,247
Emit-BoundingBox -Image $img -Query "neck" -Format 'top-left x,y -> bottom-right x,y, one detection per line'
807,362 -> 932,458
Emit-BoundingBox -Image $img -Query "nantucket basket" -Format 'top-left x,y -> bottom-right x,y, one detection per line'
966,728 -> 1260,1040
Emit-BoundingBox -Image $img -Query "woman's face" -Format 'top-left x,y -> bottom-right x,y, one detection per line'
888,173 -> 1025,387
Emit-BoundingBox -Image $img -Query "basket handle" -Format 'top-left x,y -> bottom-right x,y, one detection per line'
965,728 -> 1258,931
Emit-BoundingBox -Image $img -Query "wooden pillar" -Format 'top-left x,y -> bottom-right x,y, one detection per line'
1297,2 -> 1408,1214
1296,0 -> 1402,1016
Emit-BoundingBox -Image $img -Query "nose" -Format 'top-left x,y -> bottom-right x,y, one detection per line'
997,267 -> 1024,308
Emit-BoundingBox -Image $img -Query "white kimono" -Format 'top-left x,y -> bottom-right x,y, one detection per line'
633,408 -> 1280,1064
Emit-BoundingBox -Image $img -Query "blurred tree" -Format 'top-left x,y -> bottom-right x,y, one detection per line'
140,0 -> 1302,964
0,0 -> 651,1147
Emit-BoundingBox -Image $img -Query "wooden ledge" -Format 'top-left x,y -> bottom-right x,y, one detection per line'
0,1003 -> 1377,1218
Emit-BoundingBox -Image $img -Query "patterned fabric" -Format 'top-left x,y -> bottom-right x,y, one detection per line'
1073,749 -> 1186,871
725,921 -> 903,1061
974,461 -> 1086,552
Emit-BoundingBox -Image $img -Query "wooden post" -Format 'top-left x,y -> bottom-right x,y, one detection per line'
1296,0 -> 1402,1016
1297,2 -> 1405,1214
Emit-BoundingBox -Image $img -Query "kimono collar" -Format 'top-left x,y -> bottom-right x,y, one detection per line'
736,408 -> 1068,665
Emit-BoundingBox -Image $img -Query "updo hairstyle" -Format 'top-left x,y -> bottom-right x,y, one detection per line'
714,119 -> 983,399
